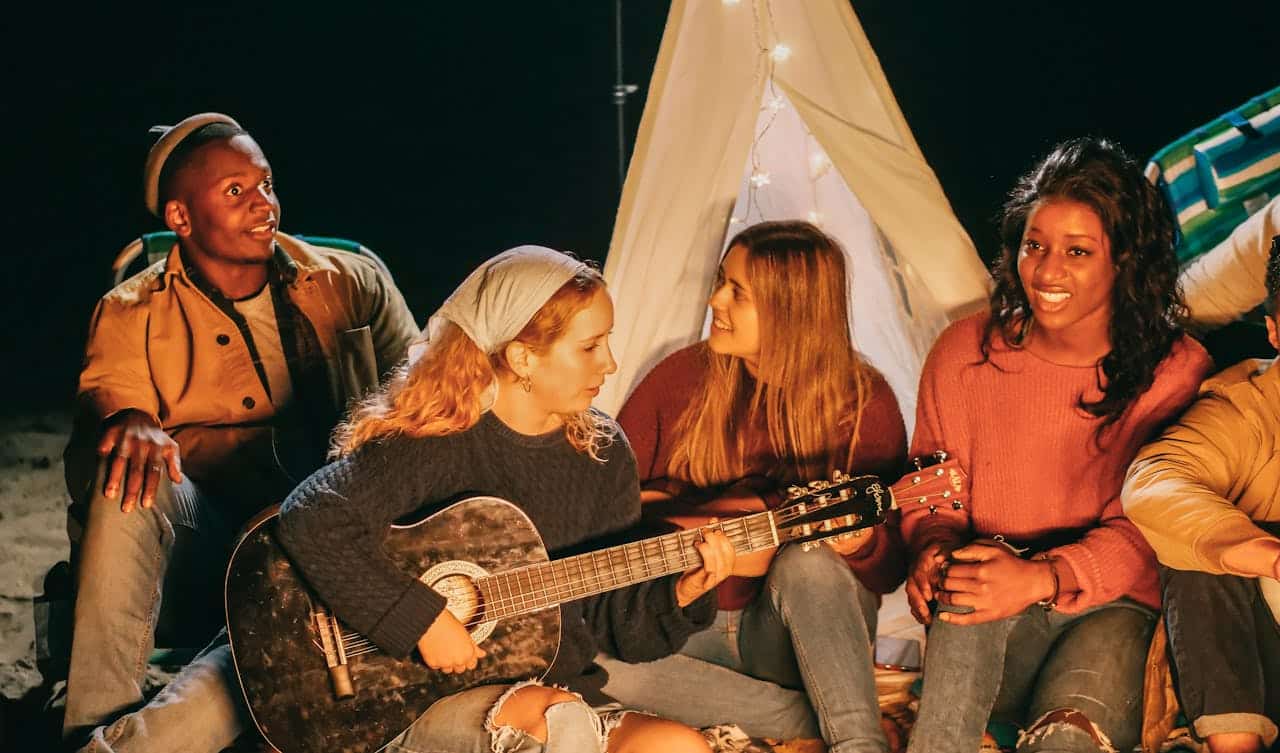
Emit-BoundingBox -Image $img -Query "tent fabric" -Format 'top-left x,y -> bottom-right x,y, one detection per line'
599,0 -> 990,431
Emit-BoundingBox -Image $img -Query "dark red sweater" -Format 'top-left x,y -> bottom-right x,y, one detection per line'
618,342 -> 909,610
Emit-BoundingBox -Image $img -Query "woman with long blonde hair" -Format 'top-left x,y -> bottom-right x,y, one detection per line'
597,221 -> 909,753
276,246 -> 736,753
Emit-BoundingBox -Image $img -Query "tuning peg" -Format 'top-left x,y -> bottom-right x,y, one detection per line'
786,485 -> 805,499
934,450 -> 949,462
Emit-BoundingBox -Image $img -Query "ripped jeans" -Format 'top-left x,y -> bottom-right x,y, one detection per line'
387,680 -> 637,753
907,599 -> 1156,753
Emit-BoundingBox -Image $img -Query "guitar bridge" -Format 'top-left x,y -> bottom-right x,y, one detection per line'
313,604 -> 355,700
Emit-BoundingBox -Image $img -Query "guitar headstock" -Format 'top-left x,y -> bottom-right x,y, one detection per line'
774,472 -> 891,548
772,451 -> 969,549
890,450 -> 968,516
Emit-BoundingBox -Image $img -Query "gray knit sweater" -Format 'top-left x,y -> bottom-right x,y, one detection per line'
276,410 -> 715,696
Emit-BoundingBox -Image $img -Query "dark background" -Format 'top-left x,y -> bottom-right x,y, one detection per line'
4,2 -> 1277,415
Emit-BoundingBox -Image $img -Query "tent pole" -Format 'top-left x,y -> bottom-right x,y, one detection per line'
612,0 -> 637,194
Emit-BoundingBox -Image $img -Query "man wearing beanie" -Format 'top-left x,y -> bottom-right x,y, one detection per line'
60,113 -> 418,751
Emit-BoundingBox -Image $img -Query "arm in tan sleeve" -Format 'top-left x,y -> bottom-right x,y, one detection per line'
77,297 -> 160,426
1122,393 -> 1276,575
359,260 -> 420,377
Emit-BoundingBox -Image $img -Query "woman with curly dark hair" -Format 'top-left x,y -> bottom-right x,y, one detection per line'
900,137 -> 1213,753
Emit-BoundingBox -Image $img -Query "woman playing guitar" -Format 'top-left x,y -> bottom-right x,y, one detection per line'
276,246 -> 735,753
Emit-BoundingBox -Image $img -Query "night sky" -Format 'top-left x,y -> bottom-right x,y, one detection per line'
5,2 -> 1277,414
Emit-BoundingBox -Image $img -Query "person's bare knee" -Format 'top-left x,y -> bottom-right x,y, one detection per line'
491,685 -> 579,742
1019,707 -> 1117,752
607,714 -> 710,753
1206,731 -> 1266,753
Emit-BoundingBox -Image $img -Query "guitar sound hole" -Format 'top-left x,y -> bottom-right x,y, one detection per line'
434,574 -> 483,625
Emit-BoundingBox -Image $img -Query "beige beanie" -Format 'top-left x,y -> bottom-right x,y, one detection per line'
142,112 -> 242,217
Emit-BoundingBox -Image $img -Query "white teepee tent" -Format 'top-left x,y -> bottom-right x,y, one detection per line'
599,0 -> 991,434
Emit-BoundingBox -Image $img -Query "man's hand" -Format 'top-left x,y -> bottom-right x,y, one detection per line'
935,540 -> 1056,625
675,523 -> 737,606
97,410 -> 182,512
417,609 -> 486,674
906,541 -> 955,625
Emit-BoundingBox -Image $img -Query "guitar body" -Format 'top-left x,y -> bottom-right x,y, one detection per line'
224,456 -> 966,753
225,496 -> 561,753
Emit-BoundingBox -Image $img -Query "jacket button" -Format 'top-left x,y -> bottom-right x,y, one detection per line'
242,396 -> 256,410
216,334 -> 231,345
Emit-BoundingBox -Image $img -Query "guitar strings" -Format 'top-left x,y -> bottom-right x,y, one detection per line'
317,483 -> 955,658
465,485 -> 953,622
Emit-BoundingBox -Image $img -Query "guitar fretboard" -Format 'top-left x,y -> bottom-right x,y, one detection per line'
474,512 -> 779,621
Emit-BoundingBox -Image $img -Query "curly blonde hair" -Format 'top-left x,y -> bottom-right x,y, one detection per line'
333,269 -> 616,459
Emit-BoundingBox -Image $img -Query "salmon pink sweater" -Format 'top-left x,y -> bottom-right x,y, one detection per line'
619,342 -> 908,610
902,313 -> 1212,612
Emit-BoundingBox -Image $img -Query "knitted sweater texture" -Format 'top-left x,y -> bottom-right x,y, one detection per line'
902,313 -> 1212,612
618,342 -> 909,609
277,410 -> 715,696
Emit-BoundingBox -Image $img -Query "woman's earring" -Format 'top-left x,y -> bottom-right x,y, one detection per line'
520,375 -> 533,393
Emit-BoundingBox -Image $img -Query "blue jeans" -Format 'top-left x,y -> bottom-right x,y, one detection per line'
1161,566 -> 1280,745
389,681 -> 637,753
907,600 -> 1156,753
73,631 -> 247,753
599,545 -> 886,753
64,458 -> 238,743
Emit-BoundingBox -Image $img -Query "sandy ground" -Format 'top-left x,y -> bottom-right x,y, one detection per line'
0,412 -> 74,751
0,413 -> 923,753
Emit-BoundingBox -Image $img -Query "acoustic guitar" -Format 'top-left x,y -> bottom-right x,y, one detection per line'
225,452 -> 966,753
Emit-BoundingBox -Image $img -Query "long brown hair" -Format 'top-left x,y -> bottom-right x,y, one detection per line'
985,137 -> 1186,430
333,268 -> 617,459
667,220 -> 872,486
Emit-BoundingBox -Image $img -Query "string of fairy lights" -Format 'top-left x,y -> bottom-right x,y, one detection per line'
722,0 -> 833,232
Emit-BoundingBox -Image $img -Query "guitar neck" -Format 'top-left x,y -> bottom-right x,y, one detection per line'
474,511 -> 779,621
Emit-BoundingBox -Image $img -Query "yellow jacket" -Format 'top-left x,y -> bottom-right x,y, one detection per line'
1123,357 -> 1280,572
69,232 -> 418,506
1124,357 -> 1280,752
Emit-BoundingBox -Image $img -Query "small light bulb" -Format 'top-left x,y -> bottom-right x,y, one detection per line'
770,44 -> 792,62
809,150 -> 832,179
765,95 -> 786,113
807,210 -> 824,225
729,215 -> 742,224
722,0 -> 740,5
749,171 -> 772,188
